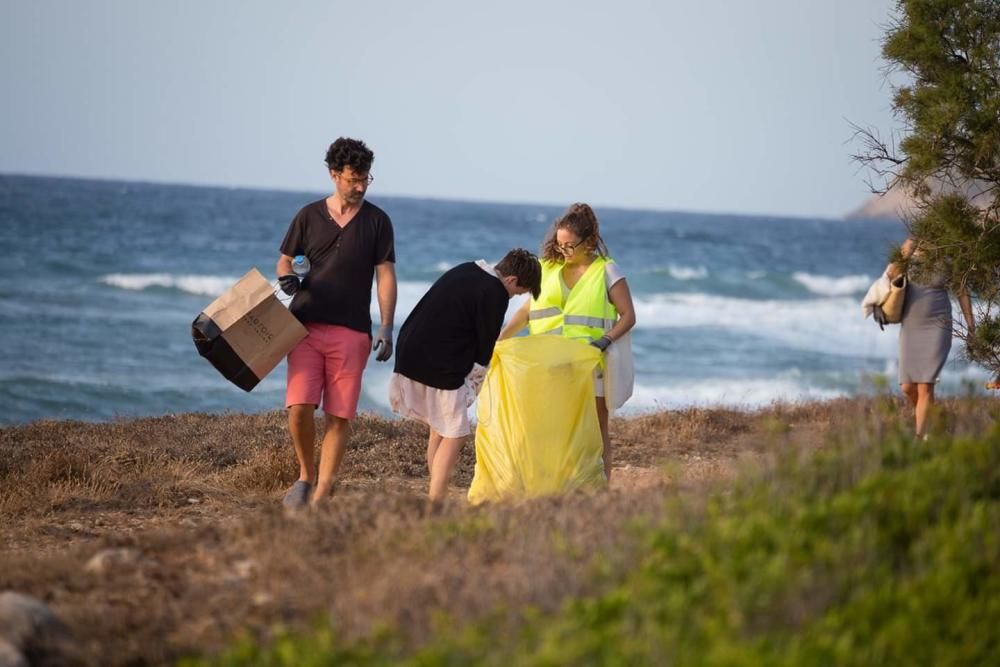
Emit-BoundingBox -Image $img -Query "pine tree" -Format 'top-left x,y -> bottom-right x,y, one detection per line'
857,0 -> 1000,375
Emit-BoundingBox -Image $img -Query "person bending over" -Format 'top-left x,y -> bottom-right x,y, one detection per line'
390,249 -> 541,505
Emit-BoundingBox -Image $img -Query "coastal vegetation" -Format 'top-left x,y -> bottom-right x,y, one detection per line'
188,400 -> 1000,666
2,399 -> 997,665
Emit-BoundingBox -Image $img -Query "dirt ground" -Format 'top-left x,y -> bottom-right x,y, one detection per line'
0,400 -> 867,665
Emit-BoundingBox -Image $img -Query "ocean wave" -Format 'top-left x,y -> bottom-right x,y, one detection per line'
668,264 -> 709,281
630,292 -> 898,358
792,272 -> 872,296
370,280 -> 433,323
98,274 -> 446,310
361,366 -> 848,416
625,377 -> 847,411
622,360 -> 991,413
650,264 -> 709,281
384,284 -> 907,361
99,273 -> 240,297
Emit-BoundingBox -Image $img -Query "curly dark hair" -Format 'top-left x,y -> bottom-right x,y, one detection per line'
324,137 -> 374,174
495,248 -> 542,299
541,202 -> 610,263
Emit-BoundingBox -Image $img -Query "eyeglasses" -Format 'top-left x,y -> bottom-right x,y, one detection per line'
336,172 -> 374,187
555,239 -> 586,253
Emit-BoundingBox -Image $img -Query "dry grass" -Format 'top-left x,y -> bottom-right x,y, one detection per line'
0,397 -> 991,665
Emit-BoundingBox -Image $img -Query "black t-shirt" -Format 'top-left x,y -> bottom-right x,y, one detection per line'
280,199 -> 395,333
394,262 -> 509,390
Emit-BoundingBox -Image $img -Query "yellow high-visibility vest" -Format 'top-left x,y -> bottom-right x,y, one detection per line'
528,257 -> 618,341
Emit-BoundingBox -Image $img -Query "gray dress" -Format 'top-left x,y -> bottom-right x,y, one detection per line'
898,268 -> 952,384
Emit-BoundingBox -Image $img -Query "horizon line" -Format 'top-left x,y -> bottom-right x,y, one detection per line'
1,169 -> 868,223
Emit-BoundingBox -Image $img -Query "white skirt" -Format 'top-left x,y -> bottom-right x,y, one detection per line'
388,373 -> 472,438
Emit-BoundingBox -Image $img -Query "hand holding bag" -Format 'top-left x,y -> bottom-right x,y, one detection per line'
192,268 -> 308,391
880,274 -> 907,324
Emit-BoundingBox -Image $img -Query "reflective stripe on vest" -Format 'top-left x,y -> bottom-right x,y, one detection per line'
528,306 -> 561,321
564,314 -> 616,329
528,257 -> 618,341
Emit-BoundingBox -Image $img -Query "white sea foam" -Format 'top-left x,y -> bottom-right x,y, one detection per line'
792,272 -> 872,296
624,377 -> 847,412
667,264 -> 709,281
372,280 -> 433,322
433,261 -> 453,272
385,285 -> 904,362
362,365 -> 846,417
99,273 -> 240,297
626,360 -> 991,413
99,274 -> 447,316
354,320 -> 989,416
631,292 -> 899,359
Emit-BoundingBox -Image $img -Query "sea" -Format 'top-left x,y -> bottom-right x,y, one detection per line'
0,174 -> 989,425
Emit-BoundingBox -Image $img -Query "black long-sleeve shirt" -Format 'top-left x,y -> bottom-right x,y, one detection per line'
394,262 -> 509,390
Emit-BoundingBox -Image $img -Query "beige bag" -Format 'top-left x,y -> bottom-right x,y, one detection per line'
191,268 -> 307,391
880,274 -> 907,324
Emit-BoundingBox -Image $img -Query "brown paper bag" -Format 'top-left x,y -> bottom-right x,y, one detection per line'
191,268 -> 307,391
880,274 -> 908,324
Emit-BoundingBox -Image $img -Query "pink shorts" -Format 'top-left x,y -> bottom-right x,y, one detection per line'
286,323 -> 371,419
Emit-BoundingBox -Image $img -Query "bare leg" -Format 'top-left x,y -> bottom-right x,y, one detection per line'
428,436 -> 464,504
900,382 -> 918,408
596,397 -> 611,482
915,383 -> 935,437
426,427 -> 444,475
288,404 -> 318,483
312,415 -> 350,503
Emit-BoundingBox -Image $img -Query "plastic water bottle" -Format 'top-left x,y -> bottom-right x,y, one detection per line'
292,255 -> 310,277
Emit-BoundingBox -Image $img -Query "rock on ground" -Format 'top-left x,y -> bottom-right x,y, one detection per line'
0,592 -> 77,667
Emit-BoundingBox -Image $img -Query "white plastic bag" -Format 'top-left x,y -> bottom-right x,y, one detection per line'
604,331 -> 634,412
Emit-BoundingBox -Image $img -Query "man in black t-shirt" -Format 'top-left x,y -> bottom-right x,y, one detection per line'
389,249 -> 541,505
276,137 -> 397,509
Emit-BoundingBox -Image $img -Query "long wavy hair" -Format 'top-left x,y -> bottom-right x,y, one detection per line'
541,203 -> 610,263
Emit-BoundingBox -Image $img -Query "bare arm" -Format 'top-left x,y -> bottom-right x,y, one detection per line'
606,279 -> 637,342
374,262 -> 397,329
958,288 -> 975,332
499,300 -> 530,340
277,254 -> 294,277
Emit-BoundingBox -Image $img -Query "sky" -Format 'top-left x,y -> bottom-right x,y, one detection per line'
1,0 -> 901,219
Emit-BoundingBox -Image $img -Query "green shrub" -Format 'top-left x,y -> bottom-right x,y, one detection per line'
184,425 -> 1000,666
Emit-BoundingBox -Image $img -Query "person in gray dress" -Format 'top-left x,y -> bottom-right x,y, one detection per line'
879,238 -> 975,436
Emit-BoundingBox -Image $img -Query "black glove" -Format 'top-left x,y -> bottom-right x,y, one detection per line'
373,325 -> 394,362
278,274 -> 300,296
590,335 -> 613,352
872,304 -> 887,331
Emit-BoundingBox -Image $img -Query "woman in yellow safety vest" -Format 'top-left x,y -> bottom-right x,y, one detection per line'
500,202 -> 636,481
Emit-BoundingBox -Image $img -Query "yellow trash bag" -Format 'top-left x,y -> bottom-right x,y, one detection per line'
468,335 -> 607,504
